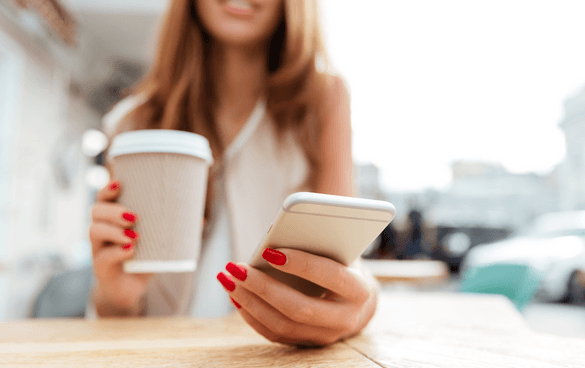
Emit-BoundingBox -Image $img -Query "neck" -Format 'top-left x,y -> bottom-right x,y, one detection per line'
212,44 -> 267,116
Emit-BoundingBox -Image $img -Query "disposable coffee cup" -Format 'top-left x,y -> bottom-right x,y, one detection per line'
107,130 -> 213,273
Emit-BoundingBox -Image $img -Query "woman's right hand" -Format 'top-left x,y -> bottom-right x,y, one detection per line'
89,180 -> 151,316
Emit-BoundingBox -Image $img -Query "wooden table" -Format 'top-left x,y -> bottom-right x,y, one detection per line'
362,259 -> 450,284
1,292 -> 584,367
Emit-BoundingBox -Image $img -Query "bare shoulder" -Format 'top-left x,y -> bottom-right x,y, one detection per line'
321,74 -> 350,112
318,74 -> 351,132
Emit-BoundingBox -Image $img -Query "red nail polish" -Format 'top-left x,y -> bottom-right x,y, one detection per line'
122,243 -> 133,250
124,229 -> 139,239
109,182 -> 120,191
225,262 -> 247,281
217,272 -> 235,292
230,297 -> 241,309
262,248 -> 287,266
122,212 -> 136,223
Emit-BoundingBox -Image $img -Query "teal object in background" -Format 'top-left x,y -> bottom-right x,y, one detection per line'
460,263 -> 542,310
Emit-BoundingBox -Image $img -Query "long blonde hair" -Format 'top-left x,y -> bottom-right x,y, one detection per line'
117,0 -> 330,221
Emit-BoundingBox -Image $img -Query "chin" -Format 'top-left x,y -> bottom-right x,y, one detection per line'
197,0 -> 283,48
214,29 -> 269,47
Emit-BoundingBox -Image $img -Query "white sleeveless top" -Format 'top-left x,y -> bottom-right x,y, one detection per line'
95,96 -> 309,318
190,100 -> 266,317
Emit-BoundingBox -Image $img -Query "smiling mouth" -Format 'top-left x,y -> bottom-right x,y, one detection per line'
225,0 -> 253,12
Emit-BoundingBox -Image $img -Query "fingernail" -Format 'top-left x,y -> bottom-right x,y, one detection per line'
225,262 -> 247,281
262,248 -> 287,266
109,182 -> 120,191
217,272 -> 235,292
124,229 -> 139,240
230,297 -> 241,309
122,243 -> 133,250
122,212 -> 137,223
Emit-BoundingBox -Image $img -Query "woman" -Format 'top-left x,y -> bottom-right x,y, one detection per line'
89,0 -> 378,346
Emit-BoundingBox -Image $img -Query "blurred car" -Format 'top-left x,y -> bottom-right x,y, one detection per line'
462,211 -> 585,303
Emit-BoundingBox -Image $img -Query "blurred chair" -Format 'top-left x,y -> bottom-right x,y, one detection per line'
30,266 -> 93,318
460,263 -> 542,311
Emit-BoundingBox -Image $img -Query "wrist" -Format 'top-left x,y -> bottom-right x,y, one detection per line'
93,284 -> 144,317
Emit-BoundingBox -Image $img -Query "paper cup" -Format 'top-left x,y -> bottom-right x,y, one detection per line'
107,130 -> 213,273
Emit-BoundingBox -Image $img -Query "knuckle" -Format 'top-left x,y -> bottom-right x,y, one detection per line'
88,224 -> 99,241
341,313 -> 358,332
252,277 -> 271,300
333,266 -> 348,288
293,304 -> 315,324
356,288 -> 370,304
90,206 -> 99,221
272,320 -> 293,336
297,257 -> 312,279
93,253 -> 108,275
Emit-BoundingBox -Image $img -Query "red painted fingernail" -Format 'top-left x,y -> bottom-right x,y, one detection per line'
230,297 -> 241,309
217,272 -> 235,292
262,248 -> 287,266
124,229 -> 139,239
109,182 -> 119,191
122,243 -> 133,250
122,212 -> 136,223
225,262 -> 247,281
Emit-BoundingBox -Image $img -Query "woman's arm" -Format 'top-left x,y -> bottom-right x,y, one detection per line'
315,74 -> 378,336
217,76 -> 380,346
315,75 -> 354,197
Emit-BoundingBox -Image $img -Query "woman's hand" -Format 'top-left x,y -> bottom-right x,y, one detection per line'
217,248 -> 378,346
89,180 -> 151,316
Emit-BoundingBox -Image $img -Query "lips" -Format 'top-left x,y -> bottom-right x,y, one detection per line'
224,0 -> 255,15
226,0 -> 252,11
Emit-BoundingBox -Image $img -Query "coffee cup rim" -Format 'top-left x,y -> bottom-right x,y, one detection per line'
108,129 -> 214,164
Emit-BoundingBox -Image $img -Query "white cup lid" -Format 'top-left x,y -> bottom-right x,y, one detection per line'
108,130 -> 214,165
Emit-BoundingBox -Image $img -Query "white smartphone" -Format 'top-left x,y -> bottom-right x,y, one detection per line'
249,192 -> 396,296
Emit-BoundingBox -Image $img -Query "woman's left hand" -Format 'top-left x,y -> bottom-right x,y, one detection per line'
216,248 -> 378,346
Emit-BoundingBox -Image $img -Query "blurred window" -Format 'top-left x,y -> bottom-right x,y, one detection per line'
0,32 -> 24,262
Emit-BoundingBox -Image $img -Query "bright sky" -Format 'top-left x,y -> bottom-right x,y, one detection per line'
320,0 -> 585,191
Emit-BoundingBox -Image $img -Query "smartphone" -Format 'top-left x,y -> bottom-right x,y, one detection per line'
249,192 -> 396,296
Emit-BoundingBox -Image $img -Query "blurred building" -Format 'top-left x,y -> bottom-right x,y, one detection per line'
0,0 -> 105,319
63,0 -> 163,115
429,161 -> 559,230
558,85 -> 585,210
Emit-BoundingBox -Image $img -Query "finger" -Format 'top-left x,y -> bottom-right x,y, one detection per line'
219,272 -> 340,346
226,263 -> 357,330
90,222 -> 138,256
263,248 -> 370,304
93,243 -> 137,281
93,246 -> 151,310
92,202 -> 138,228
97,180 -> 121,203
237,308 -> 319,346
236,307 -> 281,343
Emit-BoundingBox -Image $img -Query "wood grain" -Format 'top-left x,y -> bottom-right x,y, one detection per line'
1,292 -> 584,367
347,292 -> 585,368
0,312 -> 380,367
0,340 -> 380,368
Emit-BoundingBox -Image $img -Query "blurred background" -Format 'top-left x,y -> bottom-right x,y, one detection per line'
0,0 -> 584,338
